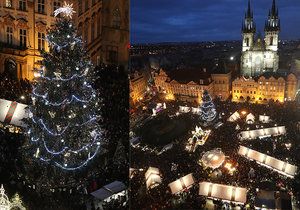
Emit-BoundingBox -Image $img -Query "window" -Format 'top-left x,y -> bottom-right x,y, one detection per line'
91,17 -> 95,41
112,8 -> 121,28
19,0 -> 26,10
78,0 -> 82,14
245,37 -> 249,47
85,0 -> 88,11
20,29 -> 27,48
53,1 -> 61,14
270,36 -> 273,45
38,0 -> 45,14
6,0 -> 12,8
97,13 -> 101,36
84,20 -> 89,43
107,46 -> 118,63
6,27 -> 13,45
38,32 -> 45,51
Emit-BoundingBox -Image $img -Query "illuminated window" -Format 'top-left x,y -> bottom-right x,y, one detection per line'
6,26 -> 13,45
20,29 -> 27,48
19,0 -> 26,10
6,0 -> 12,8
38,0 -> 45,14
38,32 -> 45,51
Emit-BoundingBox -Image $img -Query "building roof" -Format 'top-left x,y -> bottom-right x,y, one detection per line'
166,69 -> 212,85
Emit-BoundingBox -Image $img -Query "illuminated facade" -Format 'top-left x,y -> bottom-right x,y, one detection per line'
241,0 -> 280,77
0,0 -> 129,80
130,71 -> 148,104
232,73 -> 298,103
154,69 -> 216,103
211,72 -> 231,100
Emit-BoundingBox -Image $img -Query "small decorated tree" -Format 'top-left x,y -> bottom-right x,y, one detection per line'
25,3 -> 102,170
199,90 -> 217,122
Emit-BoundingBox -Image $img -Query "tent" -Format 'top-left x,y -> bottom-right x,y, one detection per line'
239,126 -> 286,140
246,113 -> 255,124
0,99 -> 28,127
168,173 -> 194,194
227,111 -> 240,122
145,167 -> 161,189
90,181 -> 126,201
238,146 -> 298,178
259,115 -> 271,123
199,181 -> 247,204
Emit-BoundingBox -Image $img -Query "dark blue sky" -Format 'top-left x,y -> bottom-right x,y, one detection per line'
131,0 -> 300,44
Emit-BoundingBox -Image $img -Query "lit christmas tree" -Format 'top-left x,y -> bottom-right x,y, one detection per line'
25,3 -> 102,170
199,90 -> 217,122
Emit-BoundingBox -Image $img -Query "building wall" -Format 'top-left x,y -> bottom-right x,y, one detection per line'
0,0 -> 61,80
241,50 -> 279,77
130,71 -> 148,104
0,0 -> 129,81
211,72 -> 231,100
154,69 -> 215,104
232,74 -> 297,103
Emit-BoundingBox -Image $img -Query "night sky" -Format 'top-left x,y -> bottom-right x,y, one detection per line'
131,0 -> 300,44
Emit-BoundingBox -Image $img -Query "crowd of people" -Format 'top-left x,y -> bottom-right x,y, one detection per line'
0,64 -> 129,209
0,73 -> 31,104
130,97 -> 300,209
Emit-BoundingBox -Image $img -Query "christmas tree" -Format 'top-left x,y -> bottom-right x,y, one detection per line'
25,3 -> 102,170
199,90 -> 217,122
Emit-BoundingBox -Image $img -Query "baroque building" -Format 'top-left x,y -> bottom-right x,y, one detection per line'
154,68 -> 231,103
232,73 -> 298,103
241,0 -> 280,77
0,0 -> 129,80
129,71 -> 149,105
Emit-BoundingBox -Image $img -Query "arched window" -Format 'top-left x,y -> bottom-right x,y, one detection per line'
112,8 -> 121,28
84,19 -> 89,44
78,0 -> 82,15
78,22 -> 83,37
97,11 -> 101,37
270,36 -> 273,45
245,37 -> 249,47
91,14 -> 96,41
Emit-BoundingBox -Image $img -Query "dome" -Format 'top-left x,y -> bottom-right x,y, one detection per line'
200,148 -> 225,169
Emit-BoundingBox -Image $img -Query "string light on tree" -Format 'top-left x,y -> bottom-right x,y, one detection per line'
25,3 -> 103,170
199,90 -> 217,122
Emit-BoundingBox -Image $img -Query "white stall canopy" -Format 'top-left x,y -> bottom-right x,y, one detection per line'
199,181 -> 247,204
238,146 -> 298,178
168,173 -> 194,194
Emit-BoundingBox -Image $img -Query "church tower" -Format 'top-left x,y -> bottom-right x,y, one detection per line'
265,0 -> 280,52
242,0 -> 256,52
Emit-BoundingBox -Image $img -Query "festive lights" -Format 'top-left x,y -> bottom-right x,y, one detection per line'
199,90 -> 217,122
25,4 -> 103,171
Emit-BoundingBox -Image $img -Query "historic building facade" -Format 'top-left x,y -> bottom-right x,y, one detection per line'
232,73 -> 298,103
241,0 -> 280,77
0,0 -> 129,80
129,71 -> 148,105
154,69 -> 226,103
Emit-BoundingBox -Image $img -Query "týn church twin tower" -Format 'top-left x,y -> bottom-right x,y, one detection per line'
241,0 -> 280,77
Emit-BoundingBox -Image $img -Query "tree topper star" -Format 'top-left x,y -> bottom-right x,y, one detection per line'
54,2 -> 76,18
